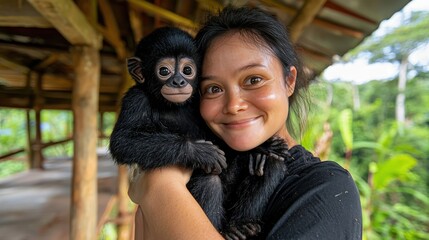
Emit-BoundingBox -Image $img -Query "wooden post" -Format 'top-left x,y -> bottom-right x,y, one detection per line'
116,71 -> 133,240
25,110 -> 34,168
70,45 -> 100,240
33,107 -> 43,168
117,165 -> 131,240
33,73 -> 44,169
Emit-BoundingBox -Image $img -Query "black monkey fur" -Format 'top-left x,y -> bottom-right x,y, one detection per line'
109,27 -> 291,239
109,27 -> 227,229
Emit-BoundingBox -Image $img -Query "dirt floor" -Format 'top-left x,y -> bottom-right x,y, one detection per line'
0,148 -> 119,240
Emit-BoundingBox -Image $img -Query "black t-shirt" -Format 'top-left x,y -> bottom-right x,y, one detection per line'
258,145 -> 362,239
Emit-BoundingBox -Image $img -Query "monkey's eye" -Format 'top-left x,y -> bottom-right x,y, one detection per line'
159,67 -> 171,76
183,66 -> 193,75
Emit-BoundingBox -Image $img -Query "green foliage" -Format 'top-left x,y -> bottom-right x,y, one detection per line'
0,108 -> 112,178
346,11 -> 429,63
373,154 -> 417,190
0,160 -> 27,177
309,65 -> 429,238
0,108 -> 27,155
338,109 -> 353,150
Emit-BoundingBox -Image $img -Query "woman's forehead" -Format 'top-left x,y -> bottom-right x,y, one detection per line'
206,32 -> 274,59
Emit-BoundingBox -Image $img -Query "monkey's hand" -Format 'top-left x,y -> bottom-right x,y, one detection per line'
248,136 -> 290,176
222,222 -> 262,240
189,140 -> 227,174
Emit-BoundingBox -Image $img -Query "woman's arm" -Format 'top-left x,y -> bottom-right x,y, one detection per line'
129,166 -> 224,240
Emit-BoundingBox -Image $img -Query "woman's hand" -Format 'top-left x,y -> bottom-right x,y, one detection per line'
128,166 -> 192,205
128,166 -> 223,240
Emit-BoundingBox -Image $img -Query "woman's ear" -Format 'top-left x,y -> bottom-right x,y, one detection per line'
285,66 -> 297,97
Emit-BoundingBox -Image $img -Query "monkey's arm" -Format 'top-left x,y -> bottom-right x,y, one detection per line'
222,137 -> 289,239
109,87 -> 226,172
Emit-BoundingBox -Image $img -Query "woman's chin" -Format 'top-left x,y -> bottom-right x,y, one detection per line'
225,139 -> 262,152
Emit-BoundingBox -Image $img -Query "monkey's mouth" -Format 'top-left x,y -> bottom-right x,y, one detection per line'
161,85 -> 193,103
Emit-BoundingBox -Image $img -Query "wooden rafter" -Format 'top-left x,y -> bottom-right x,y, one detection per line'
0,0 -> 52,28
98,0 -> 127,60
27,0 -> 102,49
288,0 -> 329,43
33,53 -> 60,71
128,8 -> 144,43
325,1 -> 377,24
259,0 -> 363,39
196,0 -> 223,11
128,0 -> 198,30
0,57 -> 29,73
299,47 -> 332,63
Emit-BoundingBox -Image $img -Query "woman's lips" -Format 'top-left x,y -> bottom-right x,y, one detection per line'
222,116 -> 261,128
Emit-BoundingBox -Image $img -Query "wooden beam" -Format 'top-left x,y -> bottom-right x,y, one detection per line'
0,148 -> 26,161
259,0 -> 363,39
33,53 -> 61,71
298,47 -> 332,63
117,165 -> 132,240
31,73 -> 44,169
128,0 -> 198,30
128,8 -> 144,43
98,0 -> 127,60
26,110 -> 34,167
27,0 -> 102,49
97,196 -> 118,235
196,0 -> 223,12
70,45 -> 100,240
288,0 -> 328,43
75,0 -> 98,27
324,1 -> 377,24
0,57 -> 29,73
0,0 -> 52,28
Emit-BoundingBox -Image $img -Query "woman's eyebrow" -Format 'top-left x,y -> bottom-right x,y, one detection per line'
201,63 -> 267,81
237,63 -> 266,72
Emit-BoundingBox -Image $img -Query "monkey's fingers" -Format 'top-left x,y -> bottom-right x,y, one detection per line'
241,223 -> 261,236
218,154 -> 227,169
224,233 -> 239,240
249,154 -> 255,176
227,226 -> 247,240
256,155 -> 266,176
202,165 -> 211,174
269,153 -> 284,161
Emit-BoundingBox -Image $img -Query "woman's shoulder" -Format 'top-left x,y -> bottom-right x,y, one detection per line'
260,145 -> 362,239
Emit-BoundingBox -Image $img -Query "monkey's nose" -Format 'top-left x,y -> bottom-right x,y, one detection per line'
172,78 -> 188,88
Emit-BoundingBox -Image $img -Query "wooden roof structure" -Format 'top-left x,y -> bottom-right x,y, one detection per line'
0,0 -> 411,239
0,0 -> 411,111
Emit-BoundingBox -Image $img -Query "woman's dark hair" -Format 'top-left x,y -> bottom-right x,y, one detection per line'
195,6 -> 311,138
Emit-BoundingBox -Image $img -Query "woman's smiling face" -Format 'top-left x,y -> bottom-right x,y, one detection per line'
200,33 -> 297,151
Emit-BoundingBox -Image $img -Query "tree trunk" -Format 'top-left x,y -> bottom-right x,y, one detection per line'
396,55 -> 409,133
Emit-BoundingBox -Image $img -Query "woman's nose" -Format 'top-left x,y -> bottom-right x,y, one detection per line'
223,91 -> 248,114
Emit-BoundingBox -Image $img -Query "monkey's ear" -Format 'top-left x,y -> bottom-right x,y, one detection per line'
127,57 -> 145,84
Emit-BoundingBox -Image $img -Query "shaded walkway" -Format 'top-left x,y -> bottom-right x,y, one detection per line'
0,148 -> 118,240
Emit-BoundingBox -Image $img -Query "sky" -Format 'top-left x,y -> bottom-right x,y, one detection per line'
322,0 -> 429,84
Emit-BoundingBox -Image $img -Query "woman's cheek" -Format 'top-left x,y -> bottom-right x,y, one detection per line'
200,99 -> 217,123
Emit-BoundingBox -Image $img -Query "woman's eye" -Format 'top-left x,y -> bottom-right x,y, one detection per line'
159,67 -> 171,76
245,76 -> 263,85
205,85 -> 223,94
183,66 -> 193,75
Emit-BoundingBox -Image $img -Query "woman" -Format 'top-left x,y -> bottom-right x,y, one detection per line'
129,6 -> 362,240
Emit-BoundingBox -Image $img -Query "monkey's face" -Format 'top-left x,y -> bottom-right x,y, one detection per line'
156,57 -> 197,103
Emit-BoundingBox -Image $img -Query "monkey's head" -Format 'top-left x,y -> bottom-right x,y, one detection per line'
127,27 -> 199,105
